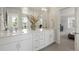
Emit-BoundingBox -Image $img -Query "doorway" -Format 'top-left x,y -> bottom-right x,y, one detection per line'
59,7 -> 75,51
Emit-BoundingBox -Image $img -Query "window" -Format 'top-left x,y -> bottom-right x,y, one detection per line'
68,17 -> 75,29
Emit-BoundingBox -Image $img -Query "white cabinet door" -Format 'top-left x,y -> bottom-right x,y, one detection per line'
44,30 -> 50,46
32,31 -> 40,51
33,40 -> 40,51
0,42 -> 18,51
20,39 -> 32,51
44,30 -> 55,47
39,31 -> 45,49
49,30 -> 54,44
19,33 -> 32,51
39,39 -> 45,49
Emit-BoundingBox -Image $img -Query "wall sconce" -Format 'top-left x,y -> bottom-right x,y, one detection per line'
41,8 -> 48,12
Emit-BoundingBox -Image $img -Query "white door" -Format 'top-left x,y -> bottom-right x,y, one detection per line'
75,8 -> 79,50
56,11 -> 60,44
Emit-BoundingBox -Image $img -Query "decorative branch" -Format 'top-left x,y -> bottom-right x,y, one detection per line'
27,15 -> 38,30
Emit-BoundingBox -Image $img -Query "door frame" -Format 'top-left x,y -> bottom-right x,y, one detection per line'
58,7 -> 76,50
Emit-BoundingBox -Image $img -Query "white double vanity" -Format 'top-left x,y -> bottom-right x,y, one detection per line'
0,29 -> 55,51
0,7 -> 55,51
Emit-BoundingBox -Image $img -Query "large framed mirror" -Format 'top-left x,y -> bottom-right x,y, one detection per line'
21,15 -> 31,33
7,13 -> 19,33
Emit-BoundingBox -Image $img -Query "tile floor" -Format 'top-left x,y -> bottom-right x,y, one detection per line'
40,33 -> 74,51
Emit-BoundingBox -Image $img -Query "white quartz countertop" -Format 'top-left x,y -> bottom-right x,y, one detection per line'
0,29 -> 31,38
0,29 -> 54,38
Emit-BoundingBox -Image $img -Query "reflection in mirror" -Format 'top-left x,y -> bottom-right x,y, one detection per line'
21,16 -> 31,33
0,7 -> 51,37
12,16 -> 18,33
40,8 -> 48,29
37,15 -> 43,29
7,13 -> 19,34
0,8 -> 3,31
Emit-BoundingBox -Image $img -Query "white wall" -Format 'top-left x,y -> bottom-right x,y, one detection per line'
48,7 -> 61,43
